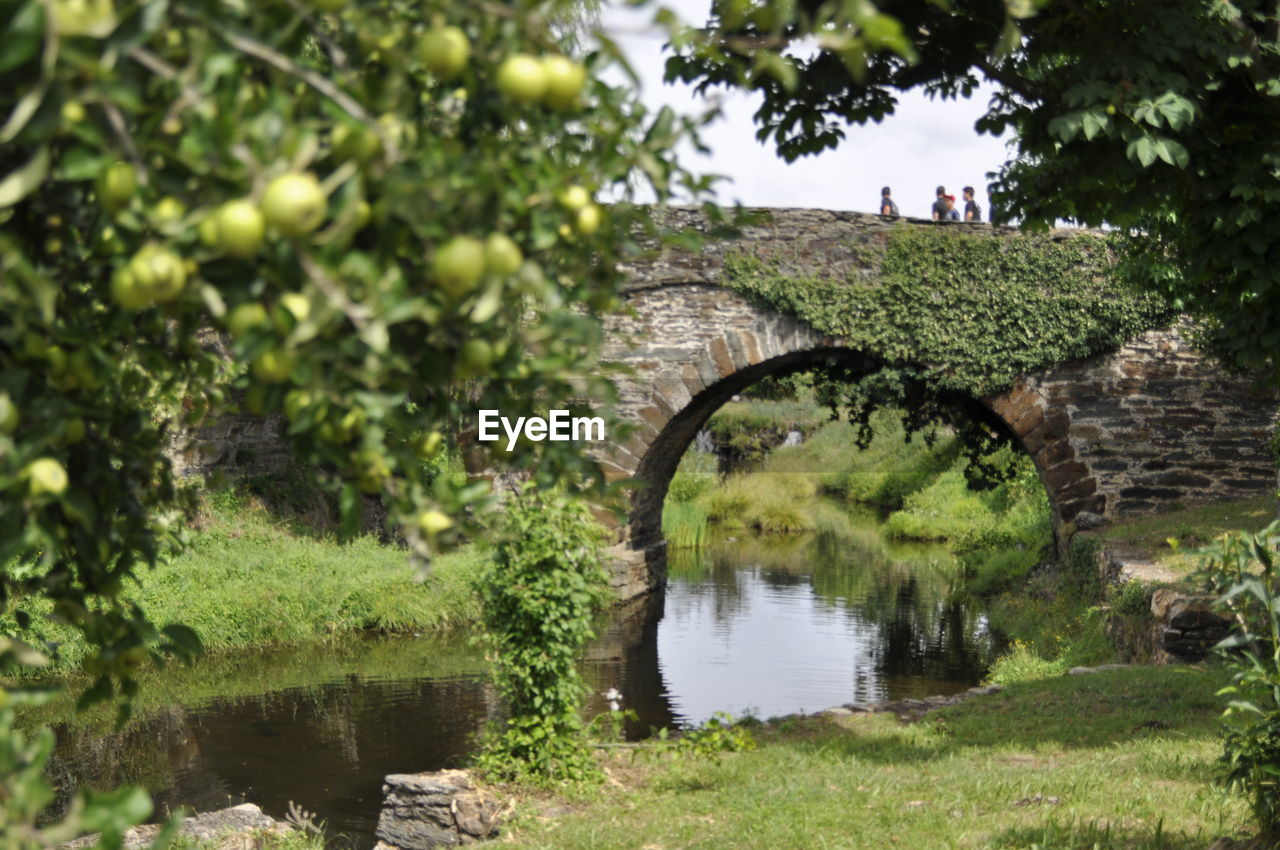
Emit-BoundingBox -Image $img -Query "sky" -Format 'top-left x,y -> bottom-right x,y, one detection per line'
595,1 -> 1014,220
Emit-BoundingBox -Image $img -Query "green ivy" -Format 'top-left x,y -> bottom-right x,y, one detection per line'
721,226 -> 1175,479
472,484 -> 610,784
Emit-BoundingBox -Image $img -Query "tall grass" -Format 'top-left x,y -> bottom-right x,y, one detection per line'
2,490 -> 487,672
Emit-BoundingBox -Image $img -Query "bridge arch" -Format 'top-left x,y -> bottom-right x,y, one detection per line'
597,280 -> 1276,601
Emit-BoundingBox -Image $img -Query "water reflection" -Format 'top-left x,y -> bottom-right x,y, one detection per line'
38,507 -> 996,847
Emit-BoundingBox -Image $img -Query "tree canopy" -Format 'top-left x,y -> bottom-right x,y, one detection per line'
667,0 -> 1280,376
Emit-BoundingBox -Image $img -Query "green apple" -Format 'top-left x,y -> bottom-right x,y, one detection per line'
575,203 -> 602,235
97,162 -> 136,213
280,292 -> 310,322
62,101 -> 86,124
251,348 -> 296,383
24,458 -> 68,497
433,236 -> 486,297
558,185 -> 591,210
152,196 -> 186,224
417,510 -> 453,535
128,245 -> 187,303
262,173 -> 327,238
63,417 -> 86,444
419,26 -> 470,79
111,267 -> 151,310
0,392 -> 18,434
214,200 -> 265,258
226,302 -> 269,338
332,123 -> 383,164
457,338 -> 493,376
541,55 -> 586,110
484,233 -> 523,277
496,54 -> 547,105
354,448 -> 392,494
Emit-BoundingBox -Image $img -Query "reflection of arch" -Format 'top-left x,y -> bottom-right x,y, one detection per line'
598,283 -> 1277,599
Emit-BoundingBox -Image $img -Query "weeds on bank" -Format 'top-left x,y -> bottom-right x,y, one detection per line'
1,490 -> 486,673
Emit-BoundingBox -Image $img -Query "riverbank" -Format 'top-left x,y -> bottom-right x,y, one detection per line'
2,488 -> 487,673
494,663 -> 1248,849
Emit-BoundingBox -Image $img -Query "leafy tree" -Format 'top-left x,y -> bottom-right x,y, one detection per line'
0,0 -> 714,839
667,0 -> 1280,376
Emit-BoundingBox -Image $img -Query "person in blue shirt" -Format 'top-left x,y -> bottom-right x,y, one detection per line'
879,186 -> 899,216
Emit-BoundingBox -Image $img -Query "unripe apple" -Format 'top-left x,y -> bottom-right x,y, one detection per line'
419,26 -> 470,80
214,200 -> 265,258
484,233 -> 523,277
152,196 -> 186,224
541,55 -> 587,110
128,245 -> 187,303
433,236 -> 486,297
262,173 -> 327,238
24,458 -> 68,497
332,123 -> 383,164
0,392 -> 17,434
226,302 -> 269,338
280,292 -> 310,322
576,203 -> 602,235
62,101 -> 86,124
457,338 -> 493,376
558,185 -> 591,211
97,162 -> 136,213
417,510 -> 453,535
251,348 -> 296,383
496,54 -> 548,105
63,417 -> 86,444
111,267 -> 151,310
354,448 -> 392,494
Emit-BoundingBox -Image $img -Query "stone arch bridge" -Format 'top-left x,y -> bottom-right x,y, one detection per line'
595,209 -> 1277,601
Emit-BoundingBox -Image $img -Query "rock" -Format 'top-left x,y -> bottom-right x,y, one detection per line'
1150,588 -> 1181,620
1167,597 -> 1228,631
821,706 -> 854,717
1075,511 -> 1107,530
376,769 -> 505,850
63,803 -> 290,850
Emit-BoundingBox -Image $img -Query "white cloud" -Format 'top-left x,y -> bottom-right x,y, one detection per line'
597,0 -> 1012,219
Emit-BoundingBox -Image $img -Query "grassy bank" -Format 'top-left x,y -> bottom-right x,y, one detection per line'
3,490 -> 486,672
1098,497 -> 1279,579
664,403 -> 1053,595
499,665 -> 1246,849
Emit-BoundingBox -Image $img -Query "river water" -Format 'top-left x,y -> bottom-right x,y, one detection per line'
42,510 -> 999,847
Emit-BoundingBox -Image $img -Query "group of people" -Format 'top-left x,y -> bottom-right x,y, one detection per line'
877,185 -> 981,221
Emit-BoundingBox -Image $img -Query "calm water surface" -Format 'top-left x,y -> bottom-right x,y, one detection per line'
43,511 -> 1000,847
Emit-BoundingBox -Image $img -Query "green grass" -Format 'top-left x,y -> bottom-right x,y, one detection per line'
1098,497 -> 1279,577
3,490 -> 486,672
498,665 -> 1248,850
173,830 -> 323,849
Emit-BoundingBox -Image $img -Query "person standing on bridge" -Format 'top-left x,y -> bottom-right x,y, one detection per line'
931,185 -> 949,220
943,193 -> 961,221
879,186 -> 899,216
963,186 -> 982,222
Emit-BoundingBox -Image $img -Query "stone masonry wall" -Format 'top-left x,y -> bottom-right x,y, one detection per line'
597,209 -> 1277,599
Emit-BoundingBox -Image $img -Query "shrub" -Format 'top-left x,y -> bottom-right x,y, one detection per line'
1202,521 -> 1280,838
473,486 -> 610,783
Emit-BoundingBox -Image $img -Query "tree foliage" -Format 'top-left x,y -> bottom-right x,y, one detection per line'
0,0 -> 715,837
667,0 -> 1280,377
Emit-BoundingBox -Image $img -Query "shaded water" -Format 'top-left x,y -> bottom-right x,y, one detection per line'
40,509 -> 999,847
